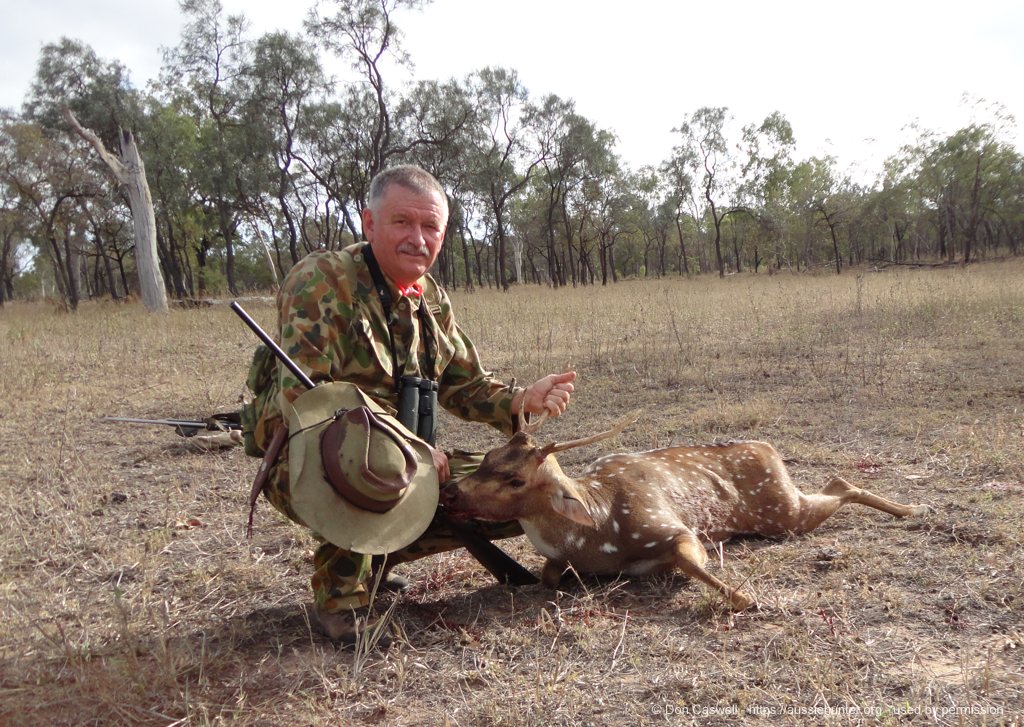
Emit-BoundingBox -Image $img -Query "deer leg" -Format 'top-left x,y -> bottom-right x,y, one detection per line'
793,477 -> 930,533
541,559 -> 568,588
673,531 -> 755,611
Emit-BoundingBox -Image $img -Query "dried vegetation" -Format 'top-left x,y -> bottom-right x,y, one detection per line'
1,261 -> 1022,725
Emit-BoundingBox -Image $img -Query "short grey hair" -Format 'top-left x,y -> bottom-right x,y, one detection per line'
367,165 -> 448,215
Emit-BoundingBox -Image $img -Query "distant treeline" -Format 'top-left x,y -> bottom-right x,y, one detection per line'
1,0 -> 1021,309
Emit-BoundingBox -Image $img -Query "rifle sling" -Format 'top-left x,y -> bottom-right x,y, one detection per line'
246,422 -> 288,539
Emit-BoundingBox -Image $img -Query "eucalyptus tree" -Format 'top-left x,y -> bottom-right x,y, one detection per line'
0,112 -> 24,303
591,172 -> 638,285
163,0 -> 254,295
141,100 -> 203,297
76,197 -> 133,300
0,218 -> 22,304
459,193 -> 496,289
22,38 -> 169,306
629,166 -> 664,277
507,189 -> 551,284
910,123 -> 1020,263
23,38 -> 143,151
241,31 -> 328,267
669,107 -> 794,277
550,108 -> 620,286
464,67 -> 549,289
397,77 -> 480,288
293,97 -> 368,246
660,153 -> 696,274
305,0 -> 428,214
0,173 -> 28,304
0,118 -> 103,309
863,158 -> 919,263
670,107 -> 732,276
787,155 -> 855,273
64,108 -> 169,312
735,111 -> 795,271
530,94 -> 583,287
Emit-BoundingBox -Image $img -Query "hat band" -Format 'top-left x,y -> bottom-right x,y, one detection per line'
320,407 -> 418,514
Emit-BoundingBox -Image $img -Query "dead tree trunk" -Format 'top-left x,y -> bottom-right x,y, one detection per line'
64,109 -> 168,313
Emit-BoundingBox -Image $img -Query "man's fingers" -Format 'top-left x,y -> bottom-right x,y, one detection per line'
430,447 -> 450,483
552,371 -> 577,386
544,389 -> 570,416
521,371 -> 577,417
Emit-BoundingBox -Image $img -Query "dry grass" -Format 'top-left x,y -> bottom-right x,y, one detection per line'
1,260 -> 1022,725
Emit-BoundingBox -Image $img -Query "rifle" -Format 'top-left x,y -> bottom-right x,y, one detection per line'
104,413 -> 242,438
231,301 -> 538,587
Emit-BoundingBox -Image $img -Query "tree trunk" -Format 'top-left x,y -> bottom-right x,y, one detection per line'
731,225 -> 741,274
460,230 -> 474,292
252,225 -> 280,292
674,212 -> 690,274
64,109 -> 168,312
65,233 -> 81,310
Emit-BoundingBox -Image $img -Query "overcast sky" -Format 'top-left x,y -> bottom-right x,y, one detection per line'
3,0 -> 1023,183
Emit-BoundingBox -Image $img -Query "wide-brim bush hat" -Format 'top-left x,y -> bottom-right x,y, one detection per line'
284,382 -> 438,554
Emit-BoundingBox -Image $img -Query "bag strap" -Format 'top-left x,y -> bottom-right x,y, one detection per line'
362,245 -> 437,386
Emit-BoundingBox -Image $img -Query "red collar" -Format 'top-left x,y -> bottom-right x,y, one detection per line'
397,282 -> 423,298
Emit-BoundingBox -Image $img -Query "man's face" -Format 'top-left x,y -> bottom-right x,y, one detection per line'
362,184 -> 447,286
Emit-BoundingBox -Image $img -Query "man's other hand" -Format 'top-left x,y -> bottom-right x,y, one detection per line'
514,371 -> 577,417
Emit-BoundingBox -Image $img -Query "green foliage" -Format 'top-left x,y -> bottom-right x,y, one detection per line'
2,6 -> 1022,303
23,38 -> 143,149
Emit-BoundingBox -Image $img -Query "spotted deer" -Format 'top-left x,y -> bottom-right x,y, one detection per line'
440,412 -> 930,610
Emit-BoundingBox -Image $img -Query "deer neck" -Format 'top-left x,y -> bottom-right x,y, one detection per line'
538,456 -> 612,525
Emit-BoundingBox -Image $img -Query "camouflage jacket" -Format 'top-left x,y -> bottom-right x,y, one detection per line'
241,242 -> 521,458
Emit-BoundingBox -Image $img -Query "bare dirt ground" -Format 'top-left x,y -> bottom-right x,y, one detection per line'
1,260 -> 1022,725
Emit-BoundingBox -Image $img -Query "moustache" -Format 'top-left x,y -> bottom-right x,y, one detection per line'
397,243 -> 430,257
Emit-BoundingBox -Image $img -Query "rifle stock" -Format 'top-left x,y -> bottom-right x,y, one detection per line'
440,513 -> 538,586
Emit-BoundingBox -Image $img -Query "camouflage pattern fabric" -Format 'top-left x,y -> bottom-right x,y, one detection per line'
241,242 -> 524,611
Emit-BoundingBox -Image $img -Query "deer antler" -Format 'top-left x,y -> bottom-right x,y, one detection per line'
542,409 -> 640,454
519,408 -> 549,435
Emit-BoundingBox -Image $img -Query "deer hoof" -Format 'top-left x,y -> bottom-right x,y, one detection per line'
541,560 -> 567,588
729,590 -> 757,611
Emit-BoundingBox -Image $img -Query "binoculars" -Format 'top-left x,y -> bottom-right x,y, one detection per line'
397,375 -> 439,445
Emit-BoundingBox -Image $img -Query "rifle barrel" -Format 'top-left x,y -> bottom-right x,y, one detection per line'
231,301 -> 316,391
104,416 -> 207,427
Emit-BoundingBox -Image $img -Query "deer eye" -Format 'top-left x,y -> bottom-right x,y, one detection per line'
508,477 -> 526,489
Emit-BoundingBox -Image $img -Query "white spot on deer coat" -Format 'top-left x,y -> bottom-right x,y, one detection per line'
600,542 -> 618,554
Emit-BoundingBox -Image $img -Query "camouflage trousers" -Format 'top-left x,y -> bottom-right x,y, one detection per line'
263,447 -> 523,612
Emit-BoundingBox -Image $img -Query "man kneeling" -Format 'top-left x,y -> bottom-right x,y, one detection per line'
241,165 -> 574,644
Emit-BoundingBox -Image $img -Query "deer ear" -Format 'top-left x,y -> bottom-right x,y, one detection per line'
550,481 -> 596,528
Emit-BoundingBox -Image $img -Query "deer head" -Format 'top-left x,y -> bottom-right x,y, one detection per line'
440,410 -> 641,526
